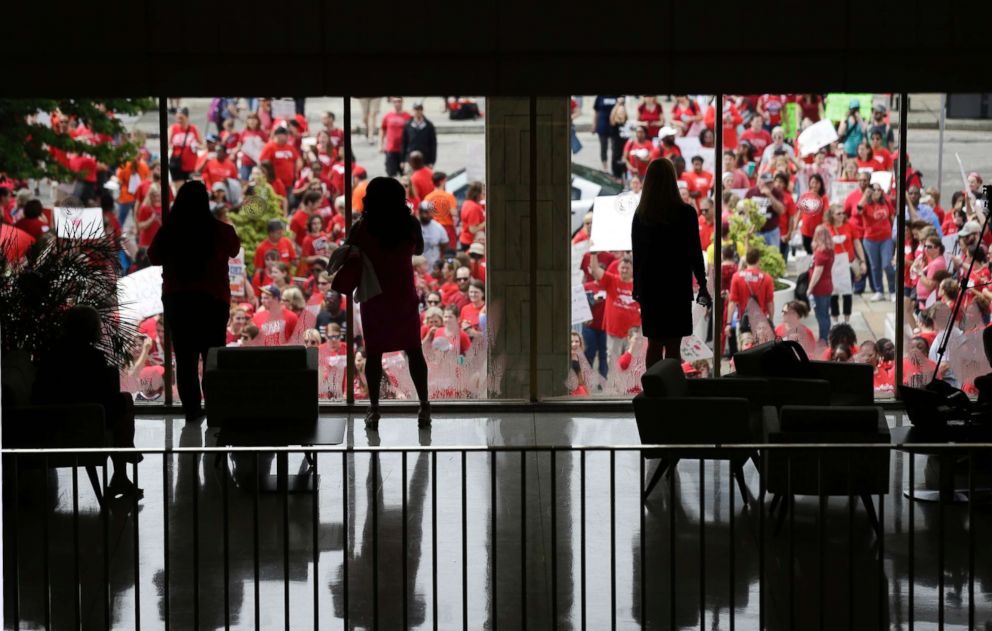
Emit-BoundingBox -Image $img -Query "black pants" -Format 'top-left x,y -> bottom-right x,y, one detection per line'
598,133 -> 610,163
802,235 -> 813,254
384,152 -> 403,177
163,293 -> 229,415
830,294 -> 853,317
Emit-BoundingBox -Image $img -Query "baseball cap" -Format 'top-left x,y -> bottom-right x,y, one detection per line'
412,101 -> 424,110
205,133 -> 220,143
468,242 -> 485,256
758,172 -> 774,182
959,220 -> 982,237
211,181 -> 226,192
657,125 -> 679,138
261,285 -> 281,299
872,102 -> 887,113
273,124 -> 288,134
848,98 -> 861,109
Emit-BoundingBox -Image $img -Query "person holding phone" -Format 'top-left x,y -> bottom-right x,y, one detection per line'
629,158 -> 710,368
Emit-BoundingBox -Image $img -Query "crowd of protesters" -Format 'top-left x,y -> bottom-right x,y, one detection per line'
0,97 -> 488,401
570,94 -> 990,396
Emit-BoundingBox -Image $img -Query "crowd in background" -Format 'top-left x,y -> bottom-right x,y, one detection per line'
569,94 -> 990,396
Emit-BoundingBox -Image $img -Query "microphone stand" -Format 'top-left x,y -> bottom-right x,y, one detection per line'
929,183 -> 992,387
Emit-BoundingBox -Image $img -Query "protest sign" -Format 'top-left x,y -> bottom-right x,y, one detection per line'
824,93 -> 873,123
272,98 -> 296,120
588,193 -> 640,252
870,171 -> 893,192
118,265 -> 163,325
674,136 -> 715,173
956,153 -> 971,194
571,282 -> 593,325
229,247 -> 245,298
797,120 -> 839,157
54,206 -> 104,238
680,335 -> 713,361
782,102 -> 798,140
241,134 -> 264,163
830,181 -> 860,204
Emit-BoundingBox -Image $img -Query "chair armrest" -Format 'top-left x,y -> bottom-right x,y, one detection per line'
808,361 -> 874,405
686,378 -> 769,401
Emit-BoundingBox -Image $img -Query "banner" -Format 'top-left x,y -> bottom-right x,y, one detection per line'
272,98 -> 296,120
571,281 -> 593,325
54,206 -> 104,238
229,247 -> 245,298
588,193 -> 640,252
782,102 -> 798,140
824,93 -> 874,124
118,265 -> 163,325
797,119 -> 839,157
830,181 -> 860,205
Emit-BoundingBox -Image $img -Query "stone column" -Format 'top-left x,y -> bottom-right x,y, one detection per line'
485,97 -> 571,399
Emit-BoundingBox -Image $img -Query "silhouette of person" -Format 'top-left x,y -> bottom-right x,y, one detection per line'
32,305 -> 141,497
631,158 -> 709,367
342,177 -> 431,428
148,180 -> 241,422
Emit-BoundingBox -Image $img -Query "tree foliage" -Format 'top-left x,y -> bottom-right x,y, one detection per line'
0,98 -> 155,181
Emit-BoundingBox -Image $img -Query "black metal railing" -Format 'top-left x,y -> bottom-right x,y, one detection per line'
2,442 -> 990,630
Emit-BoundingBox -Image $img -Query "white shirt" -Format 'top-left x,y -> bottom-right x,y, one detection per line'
420,219 -> 449,269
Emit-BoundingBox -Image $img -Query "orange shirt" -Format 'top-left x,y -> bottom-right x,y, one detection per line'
116,161 -> 150,204
352,179 -> 369,212
424,189 -> 457,228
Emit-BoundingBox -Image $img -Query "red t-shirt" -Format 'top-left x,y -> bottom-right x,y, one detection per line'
252,308 -> 298,344
410,167 -> 435,200
459,200 -> 485,246
861,201 -> 894,242
14,217 -> 46,240
810,249 -> 835,296
459,303 -> 484,329
759,94 -> 785,125
624,139 -> 654,177
201,158 -> 237,191
729,267 -> 774,314
797,192 -> 829,238
253,236 -> 296,270
599,272 -> 640,338
169,124 -> 202,173
872,147 -> 893,171
827,222 -> 858,258
289,209 -> 313,246
778,191 -> 797,237
740,129 -> 772,156
70,154 -> 98,183
689,170 -> 713,200
698,215 -> 715,252
259,141 -> 300,189
137,204 -> 162,247
637,103 -> 663,137
381,111 -> 412,153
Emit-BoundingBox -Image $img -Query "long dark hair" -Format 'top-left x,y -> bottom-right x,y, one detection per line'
361,177 -> 412,249
635,158 -> 684,225
158,180 -> 215,280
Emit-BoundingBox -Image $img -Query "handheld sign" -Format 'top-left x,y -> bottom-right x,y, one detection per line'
54,207 -> 104,238
588,193 -> 640,252
870,171 -> 894,192
797,120 -> 839,157
118,265 -> 163,325
228,247 -> 245,298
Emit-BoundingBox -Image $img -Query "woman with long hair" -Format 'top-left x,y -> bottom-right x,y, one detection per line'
808,224 -> 836,344
344,177 -> 431,428
148,180 -> 241,422
631,158 -> 710,368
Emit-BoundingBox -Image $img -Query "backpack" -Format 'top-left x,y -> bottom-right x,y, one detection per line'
793,270 -> 810,307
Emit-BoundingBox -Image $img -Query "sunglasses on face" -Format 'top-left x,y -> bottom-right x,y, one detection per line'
925,244 -> 938,249
427,299 -> 440,305
457,277 -> 470,282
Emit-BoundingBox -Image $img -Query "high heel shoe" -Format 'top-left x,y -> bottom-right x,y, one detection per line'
365,406 -> 381,430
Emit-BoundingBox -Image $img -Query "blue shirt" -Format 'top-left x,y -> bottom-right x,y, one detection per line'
892,202 -> 942,239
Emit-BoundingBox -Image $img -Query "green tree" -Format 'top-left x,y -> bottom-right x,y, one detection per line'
0,98 -> 155,181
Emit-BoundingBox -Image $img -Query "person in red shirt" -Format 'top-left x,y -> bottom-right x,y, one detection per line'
14,199 -> 48,239
855,142 -> 881,172
825,204 -> 866,323
238,112 -> 267,181
798,173 -> 829,253
739,116 -> 772,159
380,97 -> 412,177
672,156 -> 700,204
869,130 -> 893,171
289,190 -> 322,247
467,242 -> 487,282
637,96 -> 664,138
858,184 -> 896,300
726,247 -> 775,335
253,219 -> 297,272
459,181 -> 486,250
168,107 -> 202,184
198,144 -> 238,193
843,170 -> 872,228
444,266 -> 472,312
650,127 -> 682,161
251,285 -> 298,345
808,225 -> 836,343
697,198 -> 716,251
623,125 -> 654,179
670,95 -> 702,135
757,94 -> 786,129
704,96 -> 743,149
587,253 -> 640,366
259,126 -> 302,192
408,151 -> 434,200
688,155 -> 714,201
136,186 -> 163,248
459,279 -> 486,332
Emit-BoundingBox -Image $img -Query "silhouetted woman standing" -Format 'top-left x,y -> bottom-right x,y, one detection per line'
631,158 -> 710,368
348,177 -> 431,429
149,180 -> 241,422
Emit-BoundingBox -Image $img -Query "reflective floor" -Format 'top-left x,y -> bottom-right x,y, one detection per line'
4,411 -> 992,630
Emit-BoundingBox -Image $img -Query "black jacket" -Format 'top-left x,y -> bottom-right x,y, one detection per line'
401,118 -> 437,165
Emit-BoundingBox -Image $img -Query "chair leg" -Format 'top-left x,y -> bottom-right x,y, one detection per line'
85,465 -> 105,509
643,459 -> 668,499
774,495 -> 790,535
732,461 -> 750,504
769,493 -> 781,512
861,494 -> 881,538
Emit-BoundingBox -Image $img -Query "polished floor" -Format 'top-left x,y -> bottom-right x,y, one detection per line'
3,411 -> 992,630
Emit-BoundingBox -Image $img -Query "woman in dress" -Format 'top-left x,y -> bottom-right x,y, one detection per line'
346,177 -> 431,428
630,158 -> 710,368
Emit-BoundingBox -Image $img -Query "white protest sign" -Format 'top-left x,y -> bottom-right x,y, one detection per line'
830,181 -> 860,205
674,136 -> 716,173
588,193 -> 640,252
870,171 -> 893,192
730,188 -> 749,200
117,266 -> 163,325
797,119 -> 839,157
571,282 -> 593,325
241,134 -> 264,163
54,207 -> 104,238
229,247 -> 245,298
272,98 -> 296,120
680,335 -> 714,361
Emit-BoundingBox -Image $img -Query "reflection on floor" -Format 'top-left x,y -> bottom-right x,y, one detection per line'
3,412 -> 991,630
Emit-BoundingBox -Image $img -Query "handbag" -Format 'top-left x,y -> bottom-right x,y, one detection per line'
168,126 -> 192,174
329,245 -> 362,295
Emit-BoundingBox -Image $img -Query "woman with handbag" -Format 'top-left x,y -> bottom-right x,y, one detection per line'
167,107 -> 202,185
331,177 -> 431,429
824,204 -> 865,323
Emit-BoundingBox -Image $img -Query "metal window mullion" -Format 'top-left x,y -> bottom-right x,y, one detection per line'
159,96 -> 174,406
713,94 -> 724,377
894,94 -> 909,392
344,96 -> 355,405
